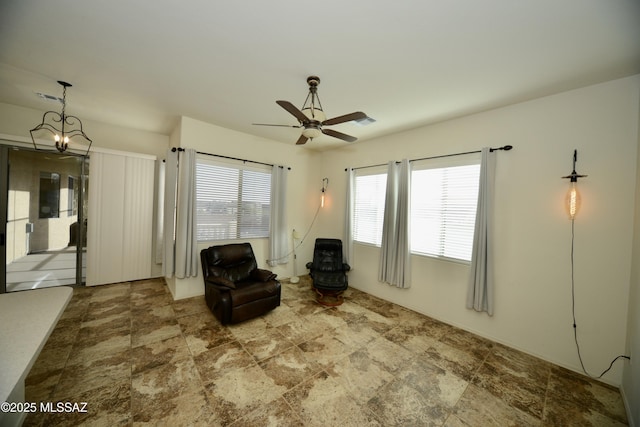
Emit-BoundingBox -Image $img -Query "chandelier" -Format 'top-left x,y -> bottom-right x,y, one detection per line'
30,80 -> 92,156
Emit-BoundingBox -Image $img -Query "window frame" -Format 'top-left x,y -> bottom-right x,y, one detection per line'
352,166 -> 388,247
351,154 -> 481,264
39,171 -> 61,219
68,175 -> 78,216
410,155 -> 481,264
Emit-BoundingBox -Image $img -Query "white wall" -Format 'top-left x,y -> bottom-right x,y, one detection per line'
0,102 -> 169,159
318,75 -> 640,386
2,76 -> 638,395
167,116 -> 324,299
622,87 -> 640,426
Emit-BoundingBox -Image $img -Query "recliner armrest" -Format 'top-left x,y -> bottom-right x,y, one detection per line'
205,276 -> 237,289
251,268 -> 277,282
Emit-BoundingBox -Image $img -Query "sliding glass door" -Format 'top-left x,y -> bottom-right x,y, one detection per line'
2,144 -> 88,292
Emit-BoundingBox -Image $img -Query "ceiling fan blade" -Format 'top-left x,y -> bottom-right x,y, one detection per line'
322,111 -> 368,126
252,123 -> 302,128
276,100 -> 309,123
322,128 -> 357,143
295,134 -> 309,145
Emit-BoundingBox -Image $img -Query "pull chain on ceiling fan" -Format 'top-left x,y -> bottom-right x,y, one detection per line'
253,76 -> 372,145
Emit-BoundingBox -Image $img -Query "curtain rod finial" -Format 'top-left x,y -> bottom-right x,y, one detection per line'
490,145 -> 513,152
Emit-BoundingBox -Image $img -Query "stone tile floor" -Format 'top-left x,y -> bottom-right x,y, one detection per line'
23,276 -> 628,426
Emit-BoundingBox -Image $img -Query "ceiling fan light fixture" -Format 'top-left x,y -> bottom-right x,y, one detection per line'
302,107 -> 326,123
302,127 -> 322,138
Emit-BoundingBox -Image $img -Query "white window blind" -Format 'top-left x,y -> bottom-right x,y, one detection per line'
410,163 -> 480,261
196,158 -> 271,241
353,171 -> 387,246
351,158 -> 481,262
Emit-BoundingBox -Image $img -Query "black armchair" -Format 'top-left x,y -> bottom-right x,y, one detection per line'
306,238 -> 350,306
201,243 -> 281,325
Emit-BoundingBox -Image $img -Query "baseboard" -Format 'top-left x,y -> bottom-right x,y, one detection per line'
348,283 -> 623,388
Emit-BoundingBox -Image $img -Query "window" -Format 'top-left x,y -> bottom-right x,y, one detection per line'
39,172 -> 60,218
411,162 -> 480,261
351,157 -> 480,262
353,170 -> 387,246
196,157 -> 271,241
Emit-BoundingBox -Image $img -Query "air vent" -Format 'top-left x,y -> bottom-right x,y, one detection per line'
354,116 -> 376,126
35,92 -> 64,103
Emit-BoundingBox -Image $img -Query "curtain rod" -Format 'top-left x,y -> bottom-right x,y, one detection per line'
168,147 -> 291,170
345,145 -> 513,171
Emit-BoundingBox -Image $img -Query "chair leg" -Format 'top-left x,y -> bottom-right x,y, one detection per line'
314,287 -> 345,307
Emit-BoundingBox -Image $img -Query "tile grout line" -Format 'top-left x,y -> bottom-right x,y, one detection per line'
24,278 -> 629,426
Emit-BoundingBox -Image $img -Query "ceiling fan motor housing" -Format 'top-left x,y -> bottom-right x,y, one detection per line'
302,76 -> 324,123
307,76 -> 320,87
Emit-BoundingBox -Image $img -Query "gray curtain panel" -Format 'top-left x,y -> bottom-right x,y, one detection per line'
268,165 -> 289,267
162,149 -> 178,278
175,148 -> 198,279
378,159 -> 411,288
467,147 -> 496,315
344,168 -> 355,266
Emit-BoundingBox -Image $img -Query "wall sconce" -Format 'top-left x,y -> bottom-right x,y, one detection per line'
561,149 -> 587,220
30,80 -> 93,156
321,178 -> 329,208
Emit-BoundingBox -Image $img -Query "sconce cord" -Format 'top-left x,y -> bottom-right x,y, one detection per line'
265,201 -> 322,265
570,218 -> 630,378
267,178 -> 329,265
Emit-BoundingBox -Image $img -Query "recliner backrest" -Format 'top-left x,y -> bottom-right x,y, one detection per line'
311,238 -> 345,272
203,243 -> 258,283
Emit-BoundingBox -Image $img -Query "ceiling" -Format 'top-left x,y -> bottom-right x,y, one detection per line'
1,0 -> 639,151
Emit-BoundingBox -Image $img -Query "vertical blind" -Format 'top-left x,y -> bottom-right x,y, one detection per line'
87,152 -> 154,286
196,158 -> 271,241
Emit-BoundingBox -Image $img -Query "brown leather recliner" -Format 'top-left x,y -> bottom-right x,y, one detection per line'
201,243 -> 281,325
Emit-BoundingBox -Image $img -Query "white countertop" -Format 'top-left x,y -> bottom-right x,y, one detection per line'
0,287 -> 73,403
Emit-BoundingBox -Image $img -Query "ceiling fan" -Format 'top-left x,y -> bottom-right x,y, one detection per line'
253,76 -> 372,145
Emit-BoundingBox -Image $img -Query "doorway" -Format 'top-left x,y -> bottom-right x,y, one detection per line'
2,144 -> 88,292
